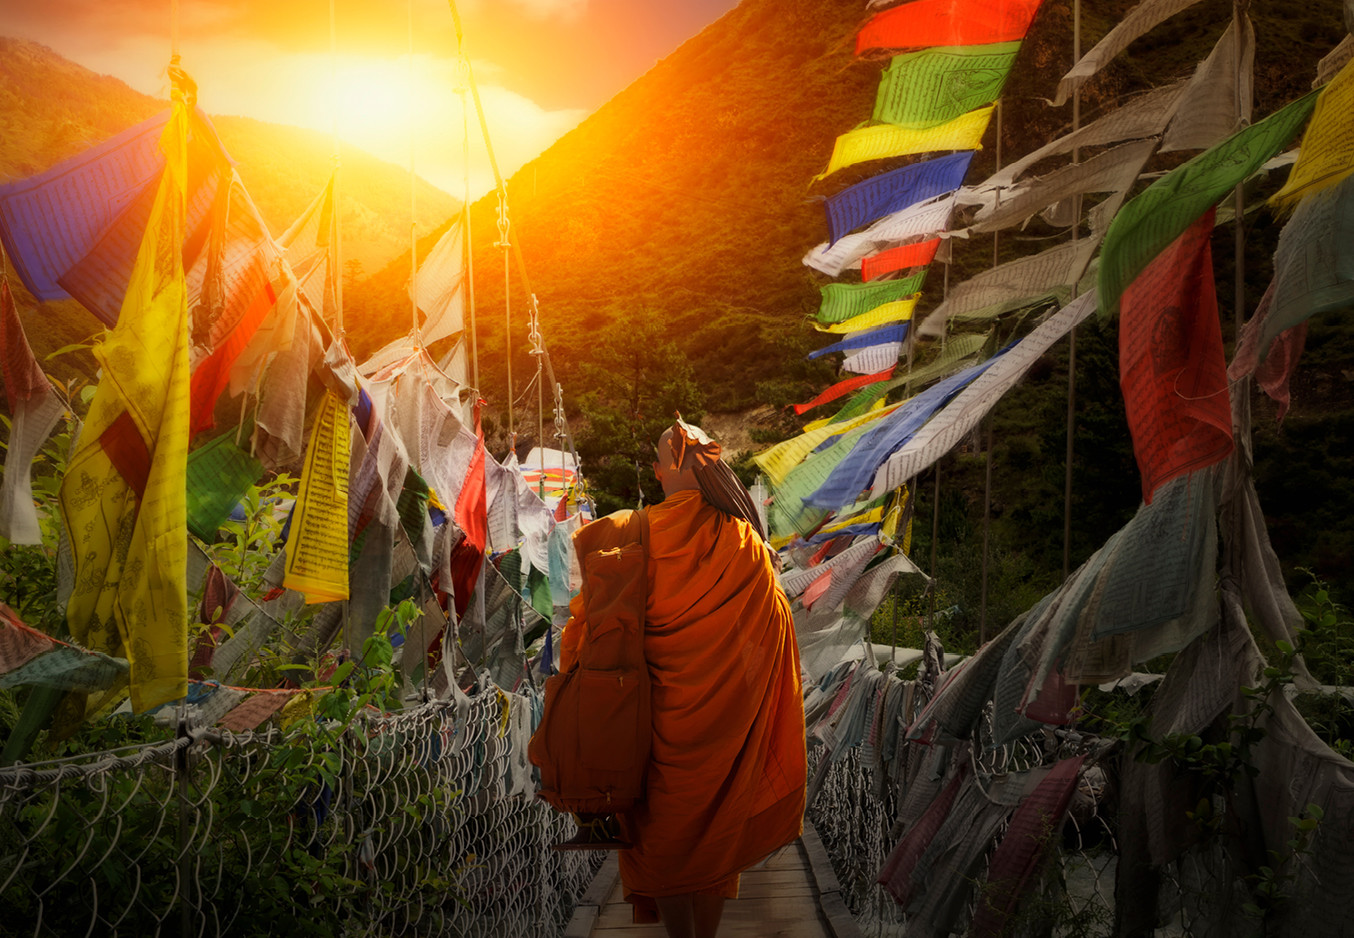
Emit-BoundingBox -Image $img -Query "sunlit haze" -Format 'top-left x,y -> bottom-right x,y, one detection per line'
0,0 -> 740,198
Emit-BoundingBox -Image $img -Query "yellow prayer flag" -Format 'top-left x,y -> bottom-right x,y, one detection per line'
284,390 -> 352,603
753,401 -> 904,487
59,99 -> 192,713
815,107 -> 993,181
1271,57 -> 1354,211
816,296 -> 919,334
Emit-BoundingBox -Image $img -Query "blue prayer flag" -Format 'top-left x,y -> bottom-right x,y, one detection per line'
824,152 -> 973,245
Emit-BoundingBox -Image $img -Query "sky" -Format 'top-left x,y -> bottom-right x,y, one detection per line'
0,0 -> 740,197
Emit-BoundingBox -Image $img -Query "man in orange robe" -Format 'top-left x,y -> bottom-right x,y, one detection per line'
579,419 -> 807,938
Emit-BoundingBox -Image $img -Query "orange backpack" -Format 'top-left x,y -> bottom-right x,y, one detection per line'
528,510 -> 652,814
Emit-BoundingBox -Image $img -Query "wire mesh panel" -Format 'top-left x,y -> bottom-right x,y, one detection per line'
0,689 -> 603,938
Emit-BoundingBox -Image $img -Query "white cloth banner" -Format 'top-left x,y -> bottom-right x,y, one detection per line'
871,291 -> 1097,497
918,238 -> 1098,338
1054,0 -> 1209,105
843,342 -> 903,374
971,139 -> 1158,233
413,216 -> 465,345
981,82 -> 1186,193
780,536 -> 881,598
803,194 -> 957,277
1161,16 -> 1254,153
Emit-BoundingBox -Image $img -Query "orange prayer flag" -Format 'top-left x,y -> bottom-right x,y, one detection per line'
1119,208 -> 1232,503
856,0 -> 1044,55
793,366 -> 896,415
861,239 -> 941,282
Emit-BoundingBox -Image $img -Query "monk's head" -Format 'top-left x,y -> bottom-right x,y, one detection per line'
653,428 -> 700,497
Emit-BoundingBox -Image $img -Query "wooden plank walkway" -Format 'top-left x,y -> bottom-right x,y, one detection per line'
564,824 -> 863,938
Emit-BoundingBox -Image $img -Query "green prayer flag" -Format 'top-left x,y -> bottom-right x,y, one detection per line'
819,269 -> 927,324
1099,89 -> 1319,317
397,465 -> 431,547
874,42 -> 1021,129
185,432 -> 264,542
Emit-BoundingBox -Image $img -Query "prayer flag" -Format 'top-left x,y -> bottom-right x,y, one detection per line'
856,0 -> 1043,55
1098,89 -> 1318,318
1160,16 -> 1254,153
0,274 -> 64,545
861,239 -> 941,281
59,98 -> 194,713
185,432 -> 264,542
283,390 -> 352,603
919,238 -> 1097,338
808,323 -> 909,360
824,154 -> 972,245
819,272 -> 926,324
874,43 -> 1020,129
870,292 -> 1097,497
1119,209 -> 1232,503
1271,58 -> 1354,211
827,333 -> 990,426
413,215 -> 466,344
187,174 -> 277,435
1260,172 -> 1354,353
449,399 -> 488,619
808,353 -> 1005,508
794,367 -> 896,416
815,108 -> 993,181
981,82 -> 1186,194
843,342 -> 904,375
1054,0 -> 1209,106
805,195 -> 957,278
818,297 -> 919,334
0,109 -> 231,325
970,139 -> 1156,234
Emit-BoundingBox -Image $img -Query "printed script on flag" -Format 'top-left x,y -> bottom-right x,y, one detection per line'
1119,210 -> 1232,503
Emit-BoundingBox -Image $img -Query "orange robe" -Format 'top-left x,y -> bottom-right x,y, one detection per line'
610,489 -> 807,919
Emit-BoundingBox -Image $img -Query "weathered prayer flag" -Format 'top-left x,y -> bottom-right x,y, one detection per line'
0,109 -> 231,326
825,154 -> 971,245
861,239 -> 941,281
794,367 -> 896,416
1098,89 -> 1317,318
187,174 -> 277,436
1119,209 -> 1232,503
1054,0 -> 1209,105
870,292 -> 1096,497
843,342 -> 904,375
874,43 -> 1020,129
816,108 -> 993,181
1260,172 -> 1354,353
0,274 -> 64,544
59,97 -> 194,713
819,272 -> 926,324
1271,58 -> 1354,211
413,214 -> 466,344
448,399 -> 489,619
808,354 -> 1005,509
185,432 -> 264,542
1160,15 -> 1254,153
856,0 -> 1043,55
283,390 -> 352,603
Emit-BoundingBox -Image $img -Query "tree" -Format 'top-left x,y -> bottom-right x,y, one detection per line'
575,317 -> 704,516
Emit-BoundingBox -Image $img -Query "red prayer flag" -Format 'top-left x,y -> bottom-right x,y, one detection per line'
856,0 -> 1044,55
794,366 -> 896,415
448,399 -> 488,619
861,240 -> 941,282
1119,208 -> 1232,503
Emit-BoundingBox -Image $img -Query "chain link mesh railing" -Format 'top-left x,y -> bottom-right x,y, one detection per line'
0,685 -> 602,938
806,690 -> 1120,938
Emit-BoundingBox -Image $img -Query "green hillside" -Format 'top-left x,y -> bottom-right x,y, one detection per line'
347,0 -> 1353,611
